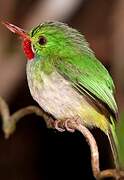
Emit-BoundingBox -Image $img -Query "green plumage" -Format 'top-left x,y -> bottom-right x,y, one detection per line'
56,53 -> 117,114
30,22 -> 117,115
4,21 -> 119,168
28,22 -> 119,167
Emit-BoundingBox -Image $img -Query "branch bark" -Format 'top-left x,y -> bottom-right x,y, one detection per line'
67,121 -> 100,178
66,121 -> 124,180
0,96 -> 53,138
0,96 -> 124,179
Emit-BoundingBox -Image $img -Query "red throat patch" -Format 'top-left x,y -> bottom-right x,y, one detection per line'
22,39 -> 34,60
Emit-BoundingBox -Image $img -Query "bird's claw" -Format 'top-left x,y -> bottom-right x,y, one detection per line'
64,119 -> 75,132
54,118 -> 79,133
54,120 -> 65,132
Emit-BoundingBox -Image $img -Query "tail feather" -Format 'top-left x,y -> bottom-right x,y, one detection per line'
107,118 -> 120,169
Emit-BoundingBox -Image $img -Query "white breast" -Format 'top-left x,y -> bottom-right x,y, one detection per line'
26,62 -> 89,119
26,61 -> 110,132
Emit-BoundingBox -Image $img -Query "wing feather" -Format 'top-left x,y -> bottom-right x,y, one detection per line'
55,54 -> 118,116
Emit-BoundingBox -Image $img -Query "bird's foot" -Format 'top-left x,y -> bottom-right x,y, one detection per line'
54,116 -> 81,133
64,116 -> 82,132
64,118 -> 75,132
54,120 -> 65,132
54,119 -> 74,132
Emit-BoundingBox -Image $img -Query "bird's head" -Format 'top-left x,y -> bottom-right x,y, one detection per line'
3,21 -> 93,61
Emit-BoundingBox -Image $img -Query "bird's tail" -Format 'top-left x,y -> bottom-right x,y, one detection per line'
107,117 -> 120,169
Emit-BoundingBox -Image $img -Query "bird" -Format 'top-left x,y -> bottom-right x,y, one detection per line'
3,21 -> 119,168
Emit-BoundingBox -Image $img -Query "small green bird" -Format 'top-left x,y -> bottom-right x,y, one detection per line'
3,21 -> 119,167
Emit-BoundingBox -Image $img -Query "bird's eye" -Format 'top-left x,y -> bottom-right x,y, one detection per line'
38,36 -> 47,45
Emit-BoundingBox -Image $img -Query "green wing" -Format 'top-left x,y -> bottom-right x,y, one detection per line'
55,54 -> 118,115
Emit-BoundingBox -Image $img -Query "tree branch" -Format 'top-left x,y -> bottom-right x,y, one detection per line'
0,97 -> 54,138
66,120 -> 124,180
0,96 -> 124,179
67,121 -> 100,178
97,169 -> 124,179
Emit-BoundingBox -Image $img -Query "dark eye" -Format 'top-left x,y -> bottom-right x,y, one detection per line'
38,36 -> 47,45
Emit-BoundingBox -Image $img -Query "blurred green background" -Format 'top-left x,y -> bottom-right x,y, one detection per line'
0,0 -> 124,179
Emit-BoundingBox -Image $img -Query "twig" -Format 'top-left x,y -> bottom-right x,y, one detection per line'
64,120 -> 124,180
9,106 -> 53,128
0,97 -> 54,138
0,97 -> 124,179
67,121 -> 100,178
0,96 -> 10,123
97,169 -> 124,179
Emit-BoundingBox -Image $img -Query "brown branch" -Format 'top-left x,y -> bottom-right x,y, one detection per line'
0,96 -> 10,123
9,106 -> 53,127
67,121 -> 100,178
97,169 -> 124,180
4,106 -> 53,139
0,97 -> 124,179
0,97 -> 54,139
65,120 -> 124,180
